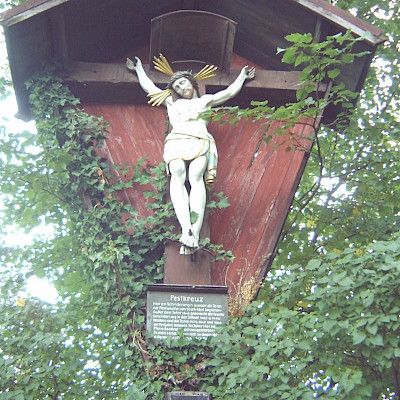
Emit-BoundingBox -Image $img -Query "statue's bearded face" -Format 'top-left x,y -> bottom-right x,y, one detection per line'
171,77 -> 195,99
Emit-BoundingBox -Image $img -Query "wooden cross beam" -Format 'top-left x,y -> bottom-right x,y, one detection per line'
64,61 -> 327,108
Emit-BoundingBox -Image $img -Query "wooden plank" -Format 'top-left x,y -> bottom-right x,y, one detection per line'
211,120 -> 272,259
209,118 -> 315,293
253,121 -> 314,282
65,61 -> 310,91
313,17 -> 322,43
83,103 -> 165,216
0,0 -> 69,27
164,211 -> 212,286
209,120 -> 289,286
64,61 -> 325,110
49,6 -> 68,62
254,91 -> 330,285
164,244 -> 212,285
64,0 -> 181,63
292,0 -> 386,44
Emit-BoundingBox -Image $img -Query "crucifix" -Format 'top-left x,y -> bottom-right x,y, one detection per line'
126,54 -> 255,255
64,9 -> 327,288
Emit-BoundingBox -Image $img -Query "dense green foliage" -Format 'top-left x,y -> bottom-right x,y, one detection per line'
208,234 -> 400,399
1,0 -> 399,398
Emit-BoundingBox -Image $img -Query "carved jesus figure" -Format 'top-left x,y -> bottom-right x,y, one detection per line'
127,57 -> 255,254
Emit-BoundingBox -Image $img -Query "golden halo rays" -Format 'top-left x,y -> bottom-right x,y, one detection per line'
148,89 -> 172,107
153,54 -> 174,76
193,64 -> 218,80
148,54 -> 218,106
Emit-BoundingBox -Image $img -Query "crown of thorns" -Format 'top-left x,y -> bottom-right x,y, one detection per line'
148,54 -> 217,106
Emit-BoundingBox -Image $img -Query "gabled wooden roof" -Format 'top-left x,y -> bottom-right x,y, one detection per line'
1,0 -> 385,121
0,0 -> 385,44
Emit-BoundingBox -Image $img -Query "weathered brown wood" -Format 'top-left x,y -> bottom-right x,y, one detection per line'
164,244 -> 212,285
150,10 -> 237,72
313,17 -> 322,43
1,0 -> 384,122
0,0 -> 69,26
4,13 -> 53,120
292,0 -> 386,44
82,103 -> 165,216
65,61 -> 310,91
64,0 -> 141,63
164,210 -> 212,285
49,6 -> 68,63
64,60 -> 325,109
209,118 -> 316,295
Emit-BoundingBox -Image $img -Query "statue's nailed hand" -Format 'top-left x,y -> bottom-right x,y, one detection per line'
242,66 -> 256,80
126,56 -> 142,72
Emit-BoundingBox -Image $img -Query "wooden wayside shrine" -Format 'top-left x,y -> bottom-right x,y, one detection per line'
1,1 -> 384,397
81,51 -> 321,298
71,9 -> 327,298
1,0 -> 384,300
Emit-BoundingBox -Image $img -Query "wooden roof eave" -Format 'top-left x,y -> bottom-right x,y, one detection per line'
0,0 -> 69,27
291,0 -> 386,45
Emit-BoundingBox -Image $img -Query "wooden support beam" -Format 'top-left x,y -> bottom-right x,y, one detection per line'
313,17 -> 322,43
49,7 -> 68,63
65,61 -> 308,91
64,61 -> 327,107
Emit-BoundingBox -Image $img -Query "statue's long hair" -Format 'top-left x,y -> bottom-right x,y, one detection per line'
167,71 -> 200,100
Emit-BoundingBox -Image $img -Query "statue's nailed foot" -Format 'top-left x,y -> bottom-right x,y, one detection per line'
179,229 -> 199,255
179,245 -> 197,255
179,229 -> 198,248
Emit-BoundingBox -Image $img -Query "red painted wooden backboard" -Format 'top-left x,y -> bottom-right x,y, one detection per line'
83,54 -> 315,297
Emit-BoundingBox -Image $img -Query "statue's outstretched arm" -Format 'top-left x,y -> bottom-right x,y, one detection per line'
126,57 -> 162,95
206,66 -> 255,107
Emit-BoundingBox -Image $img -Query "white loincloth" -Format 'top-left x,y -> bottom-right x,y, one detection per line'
163,132 -> 218,184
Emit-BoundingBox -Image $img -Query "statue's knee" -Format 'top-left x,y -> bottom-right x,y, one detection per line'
188,156 -> 208,185
169,161 -> 186,181
188,171 -> 204,185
